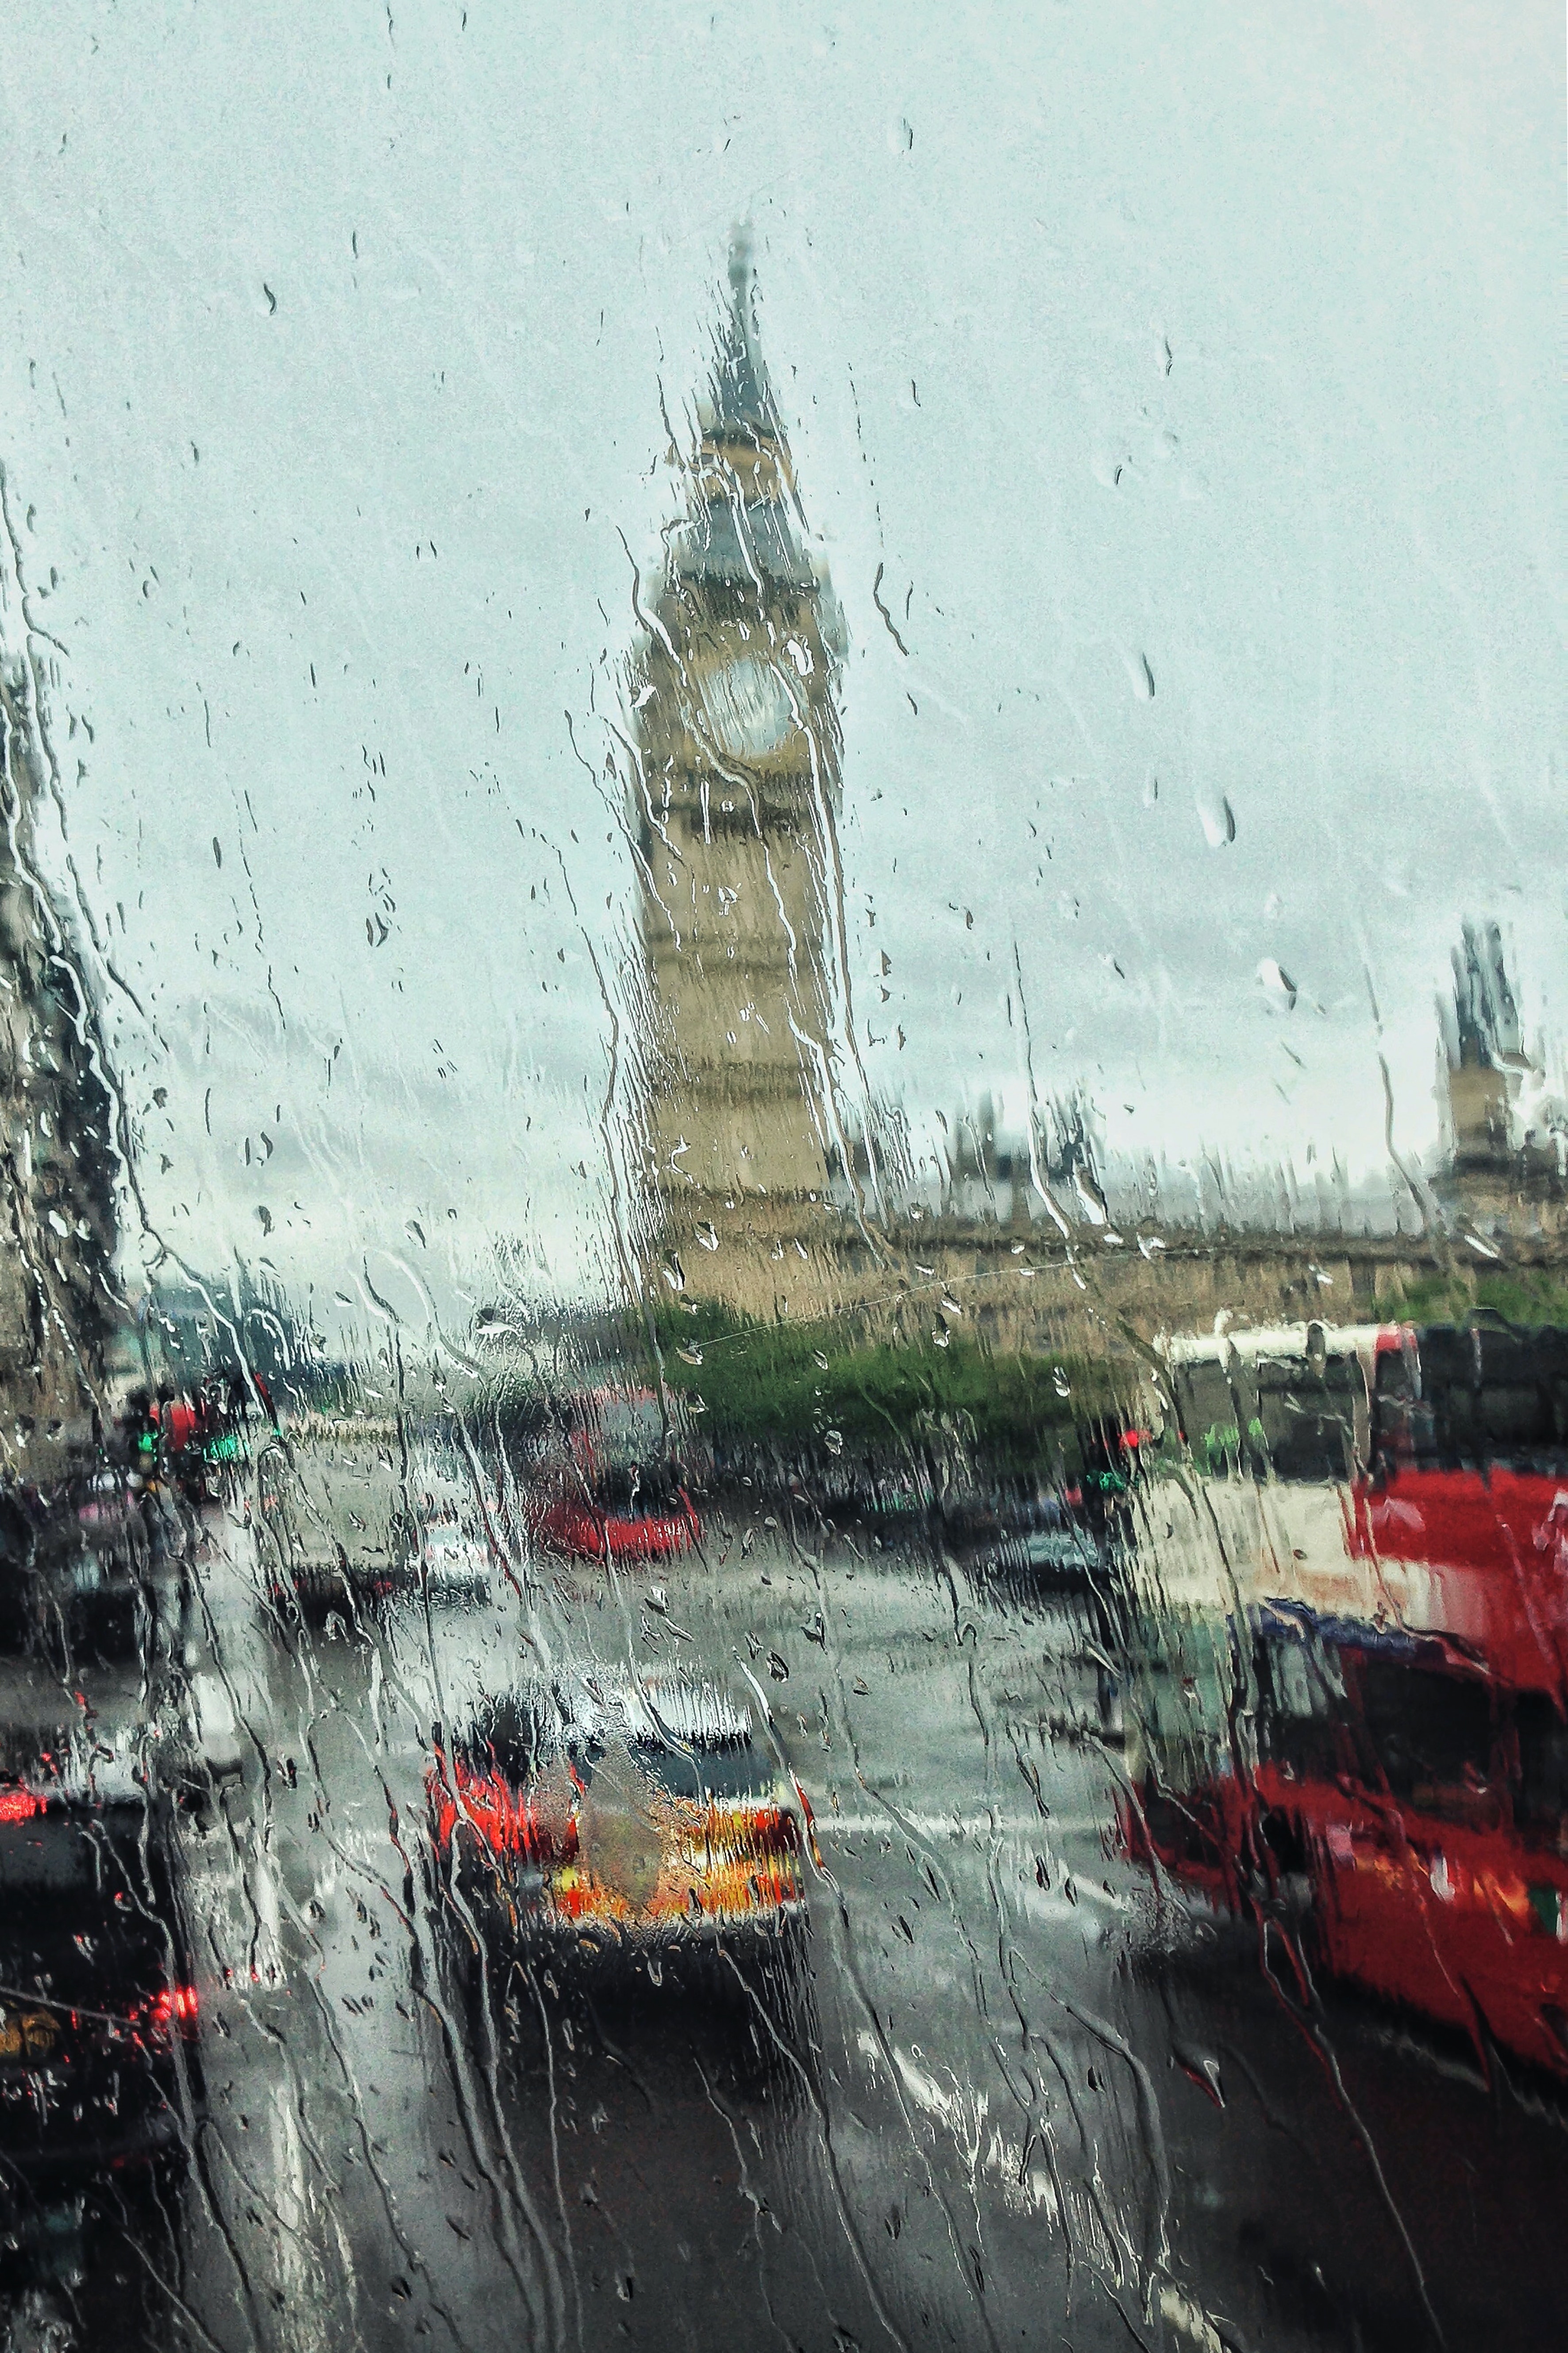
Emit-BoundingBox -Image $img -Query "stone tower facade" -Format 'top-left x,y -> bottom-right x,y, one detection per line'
1444,919 -> 1522,1167
628,244 -> 852,1317
1432,919 -> 1565,1235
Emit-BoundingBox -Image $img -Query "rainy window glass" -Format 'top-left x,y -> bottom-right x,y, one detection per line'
0,5 -> 1562,2348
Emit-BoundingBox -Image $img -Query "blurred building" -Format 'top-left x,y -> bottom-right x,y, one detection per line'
130,1262 -> 335,1408
1436,920 -> 1565,1228
1443,920 -> 1528,1167
0,620 -> 118,1471
628,239 -> 852,1317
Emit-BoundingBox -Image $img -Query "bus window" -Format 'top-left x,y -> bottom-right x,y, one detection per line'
1357,1657 -> 1496,1824
1372,1340 -> 1432,1467
1254,1353 -> 1359,1483
1256,1628 -> 1355,1782
1515,1691 -> 1568,1849
1376,1326 -> 1568,1473
1474,1329 -> 1568,1460
1174,1360 -> 1253,1476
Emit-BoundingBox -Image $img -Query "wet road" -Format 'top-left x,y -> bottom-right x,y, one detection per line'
13,1490 -> 1566,2353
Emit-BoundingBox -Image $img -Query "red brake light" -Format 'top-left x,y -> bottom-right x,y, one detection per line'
737,1804 -> 801,1858
434,1762 -> 578,1864
146,1985 -> 199,2033
0,1789 -> 42,1824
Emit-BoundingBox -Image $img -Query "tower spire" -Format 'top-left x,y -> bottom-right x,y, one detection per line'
709,225 -> 775,441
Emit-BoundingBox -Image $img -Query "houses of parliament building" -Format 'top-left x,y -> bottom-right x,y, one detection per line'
622,247 -> 1566,1357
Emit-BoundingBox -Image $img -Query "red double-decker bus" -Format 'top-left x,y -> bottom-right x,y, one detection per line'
1123,1320 -> 1568,2080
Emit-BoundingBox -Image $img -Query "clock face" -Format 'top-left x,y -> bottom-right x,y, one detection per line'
700,655 -> 795,756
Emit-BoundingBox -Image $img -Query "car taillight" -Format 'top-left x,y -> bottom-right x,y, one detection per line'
433,1765 -> 578,1864
146,1985 -> 199,2035
751,1805 -> 802,1856
0,1789 -> 42,1824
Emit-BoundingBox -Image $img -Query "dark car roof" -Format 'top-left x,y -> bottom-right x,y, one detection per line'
450,1674 -> 758,1770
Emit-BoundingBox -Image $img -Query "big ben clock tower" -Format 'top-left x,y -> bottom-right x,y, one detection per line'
628,239 -> 850,1315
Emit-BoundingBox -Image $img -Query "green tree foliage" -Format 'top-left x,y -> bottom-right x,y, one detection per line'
646,1301 -> 1118,1472
1374,1269 -> 1568,1330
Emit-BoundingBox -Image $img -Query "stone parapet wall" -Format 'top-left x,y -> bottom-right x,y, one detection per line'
650,1184 -> 1568,1371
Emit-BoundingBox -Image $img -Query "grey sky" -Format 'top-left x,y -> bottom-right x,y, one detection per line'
0,0 -> 1559,1325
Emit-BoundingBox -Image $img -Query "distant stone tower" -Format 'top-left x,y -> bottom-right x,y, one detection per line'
1444,920 -> 1523,1167
0,582 -> 118,1471
1434,919 -> 1564,1234
628,240 -> 850,1316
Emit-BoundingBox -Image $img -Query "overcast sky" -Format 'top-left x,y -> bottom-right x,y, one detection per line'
0,0 -> 1560,1334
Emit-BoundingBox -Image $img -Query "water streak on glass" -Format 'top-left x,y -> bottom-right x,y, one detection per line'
0,7 -> 1560,2348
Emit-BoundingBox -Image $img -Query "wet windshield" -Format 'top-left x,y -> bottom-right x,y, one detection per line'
0,6 -> 1560,2347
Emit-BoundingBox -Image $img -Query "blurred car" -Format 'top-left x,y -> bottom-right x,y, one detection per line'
250,1436 -> 408,1618
400,1505 -> 499,1601
386,1443 -> 505,1602
0,1471 -> 181,1669
533,1491 -> 700,1564
525,1387 -> 703,1564
0,1751 -> 202,2188
427,1674 -> 815,1987
985,1513 -> 1105,1589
